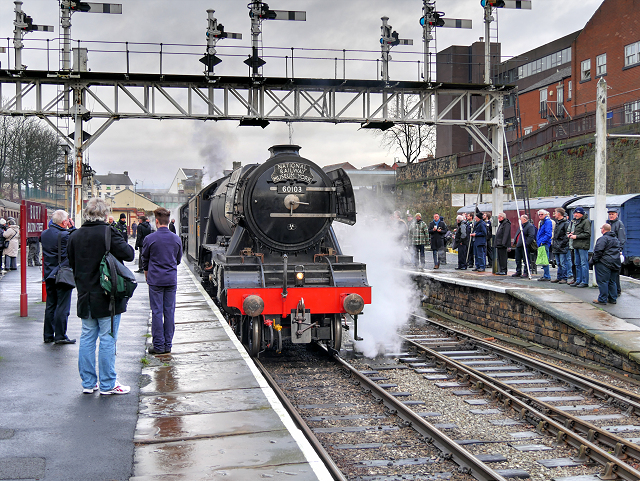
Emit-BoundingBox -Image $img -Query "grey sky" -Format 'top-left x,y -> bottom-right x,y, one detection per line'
1,0 -> 603,189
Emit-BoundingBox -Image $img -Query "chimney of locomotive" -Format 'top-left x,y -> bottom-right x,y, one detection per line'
268,144 -> 301,157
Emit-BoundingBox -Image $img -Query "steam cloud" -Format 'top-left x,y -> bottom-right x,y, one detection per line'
333,194 -> 420,357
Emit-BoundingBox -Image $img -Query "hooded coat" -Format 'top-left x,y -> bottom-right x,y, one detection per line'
3,224 -> 20,257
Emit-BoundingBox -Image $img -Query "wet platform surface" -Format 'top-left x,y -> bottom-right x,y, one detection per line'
131,264 -> 331,480
0,250 -> 330,480
409,252 -> 640,371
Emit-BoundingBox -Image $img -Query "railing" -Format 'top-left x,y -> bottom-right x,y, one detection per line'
457,98 -> 640,168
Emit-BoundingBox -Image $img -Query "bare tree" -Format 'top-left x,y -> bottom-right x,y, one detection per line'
376,95 -> 436,164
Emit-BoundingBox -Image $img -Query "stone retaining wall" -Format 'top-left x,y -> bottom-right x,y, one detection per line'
416,275 -> 640,375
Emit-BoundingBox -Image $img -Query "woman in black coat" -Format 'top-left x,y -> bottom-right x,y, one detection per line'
67,198 -> 135,396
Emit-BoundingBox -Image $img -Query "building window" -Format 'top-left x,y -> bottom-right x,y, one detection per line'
596,53 -> 607,76
517,47 -> 571,80
581,59 -> 591,81
625,100 -> 640,124
568,80 -> 572,100
524,126 -> 532,135
625,41 -> 639,67
540,88 -> 548,118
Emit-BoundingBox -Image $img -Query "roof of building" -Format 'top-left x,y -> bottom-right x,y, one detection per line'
322,162 -> 356,172
360,163 -> 394,171
520,67 -> 572,94
94,172 -> 133,186
181,168 -> 203,178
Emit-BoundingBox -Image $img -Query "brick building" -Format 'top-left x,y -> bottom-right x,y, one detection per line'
439,0 -> 640,155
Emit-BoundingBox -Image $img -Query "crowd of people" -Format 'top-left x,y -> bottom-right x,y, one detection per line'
391,205 -> 626,305
0,201 -> 182,395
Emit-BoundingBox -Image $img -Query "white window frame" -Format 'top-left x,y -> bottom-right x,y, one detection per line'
581,59 -> 591,81
539,88 -> 548,118
625,41 -> 639,67
568,80 -> 572,100
625,100 -> 640,124
556,85 -> 564,116
596,53 -> 607,76
524,126 -> 533,135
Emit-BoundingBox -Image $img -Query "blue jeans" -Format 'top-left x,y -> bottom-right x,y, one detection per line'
148,284 -> 177,351
78,313 -> 121,392
475,245 -> 486,270
574,249 -> 589,285
541,245 -> 551,279
432,249 -> 439,267
556,252 -> 571,280
414,245 -> 425,267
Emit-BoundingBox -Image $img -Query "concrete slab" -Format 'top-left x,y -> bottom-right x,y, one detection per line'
138,388 -> 271,417
135,408 -> 288,443
141,358 -> 261,395
132,431 -> 316,478
511,288 -> 584,304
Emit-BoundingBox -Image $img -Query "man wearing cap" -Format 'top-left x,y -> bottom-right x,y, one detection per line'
592,223 -> 621,305
408,213 -> 429,269
568,207 -> 591,288
607,208 -> 626,296
470,212 -> 487,272
114,213 -> 128,242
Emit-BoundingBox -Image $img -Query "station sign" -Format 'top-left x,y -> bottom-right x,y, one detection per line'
24,200 -> 48,236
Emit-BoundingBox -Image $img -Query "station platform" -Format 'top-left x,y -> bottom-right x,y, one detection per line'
0,255 -> 330,480
410,253 -> 640,377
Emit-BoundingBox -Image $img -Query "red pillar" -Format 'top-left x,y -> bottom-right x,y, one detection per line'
42,208 -> 47,302
20,201 -> 27,317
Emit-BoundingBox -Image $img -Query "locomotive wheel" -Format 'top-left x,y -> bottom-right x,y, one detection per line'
245,316 -> 262,357
330,314 -> 343,351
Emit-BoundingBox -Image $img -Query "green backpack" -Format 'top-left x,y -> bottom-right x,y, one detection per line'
100,227 -> 137,335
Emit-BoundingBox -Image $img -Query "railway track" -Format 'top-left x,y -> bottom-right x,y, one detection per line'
397,313 -> 640,480
254,310 -> 640,480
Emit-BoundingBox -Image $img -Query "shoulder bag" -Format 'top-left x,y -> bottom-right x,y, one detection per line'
54,233 -> 75,288
3,230 -> 17,250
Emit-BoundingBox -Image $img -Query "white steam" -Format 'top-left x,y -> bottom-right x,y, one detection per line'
333,199 -> 420,357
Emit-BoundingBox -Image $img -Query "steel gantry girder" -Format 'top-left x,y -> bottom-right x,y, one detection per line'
0,71 -> 509,127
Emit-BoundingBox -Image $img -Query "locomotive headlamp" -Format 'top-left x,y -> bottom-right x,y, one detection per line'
295,265 -> 305,287
243,295 -> 264,317
343,293 -> 365,316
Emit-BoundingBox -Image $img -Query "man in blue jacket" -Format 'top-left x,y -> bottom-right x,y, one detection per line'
536,210 -> 553,281
41,210 -> 76,344
142,207 -> 183,355
470,211 -> 487,272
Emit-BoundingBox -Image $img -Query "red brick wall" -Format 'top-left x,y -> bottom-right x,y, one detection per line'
520,77 -> 571,135
572,0 -> 640,115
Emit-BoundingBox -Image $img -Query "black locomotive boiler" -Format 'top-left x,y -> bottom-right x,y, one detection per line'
183,145 -> 371,355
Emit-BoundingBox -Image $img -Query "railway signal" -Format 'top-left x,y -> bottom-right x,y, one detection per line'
479,0 -> 531,273
245,1 -> 306,77
380,16 -> 412,82
13,1 -> 54,72
62,1 -> 122,14
200,9 -> 242,76
420,1 -> 471,82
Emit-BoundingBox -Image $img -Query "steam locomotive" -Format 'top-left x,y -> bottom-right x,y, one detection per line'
180,145 -> 371,355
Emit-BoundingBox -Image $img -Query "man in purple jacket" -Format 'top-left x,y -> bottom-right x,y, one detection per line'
141,207 -> 182,355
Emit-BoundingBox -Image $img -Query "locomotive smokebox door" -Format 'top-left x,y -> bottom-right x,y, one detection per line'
290,309 -> 312,344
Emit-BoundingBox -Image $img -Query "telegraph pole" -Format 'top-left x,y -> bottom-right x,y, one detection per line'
591,77 -> 608,286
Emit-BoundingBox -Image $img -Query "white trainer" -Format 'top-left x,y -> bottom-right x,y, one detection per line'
82,383 -> 99,394
100,382 -> 131,395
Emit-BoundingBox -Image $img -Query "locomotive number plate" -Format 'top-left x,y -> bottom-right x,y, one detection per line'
277,184 -> 306,194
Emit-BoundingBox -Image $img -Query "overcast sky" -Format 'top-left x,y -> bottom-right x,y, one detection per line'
1,0 -> 603,189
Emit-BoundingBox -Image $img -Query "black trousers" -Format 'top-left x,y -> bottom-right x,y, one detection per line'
497,247 -> 508,273
457,244 -> 468,268
44,279 -> 73,341
515,246 -> 530,275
